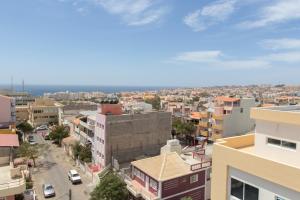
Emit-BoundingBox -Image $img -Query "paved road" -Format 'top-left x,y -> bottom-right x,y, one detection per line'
31,134 -> 92,200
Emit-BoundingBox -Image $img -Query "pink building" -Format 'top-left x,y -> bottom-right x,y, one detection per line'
0,95 -> 16,129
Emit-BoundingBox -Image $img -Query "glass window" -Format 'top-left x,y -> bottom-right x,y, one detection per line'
231,178 -> 243,200
244,184 -> 259,200
267,138 -> 281,146
190,174 -> 198,183
281,141 -> 296,150
275,196 -> 286,200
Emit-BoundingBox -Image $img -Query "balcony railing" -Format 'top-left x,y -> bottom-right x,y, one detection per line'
190,160 -> 212,171
212,124 -> 223,130
0,178 -> 25,191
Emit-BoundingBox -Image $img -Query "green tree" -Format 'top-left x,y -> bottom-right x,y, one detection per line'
172,119 -> 196,141
17,122 -> 33,134
49,125 -> 69,146
17,142 -> 48,167
72,141 -> 82,159
90,172 -> 128,200
79,145 -> 92,163
145,95 -> 161,110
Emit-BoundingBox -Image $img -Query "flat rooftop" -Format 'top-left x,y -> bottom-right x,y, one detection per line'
251,106 -> 300,125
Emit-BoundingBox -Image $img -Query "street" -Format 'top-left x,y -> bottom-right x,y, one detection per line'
31,134 -> 92,200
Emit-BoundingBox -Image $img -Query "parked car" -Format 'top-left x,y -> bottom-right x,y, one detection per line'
27,135 -> 37,145
42,184 -> 55,198
68,170 -> 82,184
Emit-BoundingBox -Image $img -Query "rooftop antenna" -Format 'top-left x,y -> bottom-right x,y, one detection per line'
22,79 -> 25,92
10,76 -> 14,92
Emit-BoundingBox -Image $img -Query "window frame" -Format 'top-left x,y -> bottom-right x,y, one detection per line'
230,177 -> 259,200
266,137 -> 297,151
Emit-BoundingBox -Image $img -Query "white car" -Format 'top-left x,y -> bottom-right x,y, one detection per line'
68,170 -> 82,184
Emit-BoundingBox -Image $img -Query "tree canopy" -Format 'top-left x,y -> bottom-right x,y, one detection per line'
145,95 -> 161,110
72,142 -> 92,163
49,125 -> 69,146
90,172 -> 128,200
17,122 -> 33,133
17,142 -> 48,167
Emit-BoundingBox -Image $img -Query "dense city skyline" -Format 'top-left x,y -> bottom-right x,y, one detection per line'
1,0 -> 300,86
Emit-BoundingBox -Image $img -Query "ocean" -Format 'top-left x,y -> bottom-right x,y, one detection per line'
0,85 -> 173,96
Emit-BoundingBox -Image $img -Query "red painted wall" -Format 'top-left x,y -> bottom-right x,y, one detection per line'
166,187 -> 205,200
161,170 -> 205,198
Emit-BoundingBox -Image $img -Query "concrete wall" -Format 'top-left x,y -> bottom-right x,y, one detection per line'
0,95 -> 15,125
106,112 -> 171,164
222,98 -> 255,137
94,111 -> 172,167
255,119 -> 300,167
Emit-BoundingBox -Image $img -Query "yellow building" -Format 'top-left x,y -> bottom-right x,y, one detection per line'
28,98 -> 63,127
211,106 -> 300,200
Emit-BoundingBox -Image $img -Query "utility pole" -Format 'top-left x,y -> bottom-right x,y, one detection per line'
69,189 -> 72,200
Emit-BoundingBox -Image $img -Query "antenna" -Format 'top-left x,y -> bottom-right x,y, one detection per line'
10,76 -> 14,92
22,79 -> 25,92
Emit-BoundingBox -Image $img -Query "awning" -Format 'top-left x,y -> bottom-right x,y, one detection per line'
0,134 -> 19,147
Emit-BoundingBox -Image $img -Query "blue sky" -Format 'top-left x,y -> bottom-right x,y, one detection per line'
1,0 -> 300,87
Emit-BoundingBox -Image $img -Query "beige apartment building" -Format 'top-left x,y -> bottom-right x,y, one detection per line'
211,106 -> 300,200
199,97 -> 256,141
28,98 -> 63,127
16,105 -> 29,124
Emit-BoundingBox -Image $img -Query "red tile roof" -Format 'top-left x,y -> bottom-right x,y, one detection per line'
0,134 -> 19,147
215,96 -> 240,102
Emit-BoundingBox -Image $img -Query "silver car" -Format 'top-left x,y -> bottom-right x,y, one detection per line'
42,184 -> 55,198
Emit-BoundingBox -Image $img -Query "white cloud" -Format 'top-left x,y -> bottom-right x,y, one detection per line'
93,0 -> 169,26
261,38 -> 300,50
174,51 -> 222,62
240,0 -> 300,28
263,51 -> 300,63
171,50 -> 270,70
183,0 -> 237,32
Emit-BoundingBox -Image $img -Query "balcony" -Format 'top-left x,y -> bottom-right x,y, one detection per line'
125,176 -> 159,200
199,121 -> 208,128
0,165 -> 26,197
212,124 -> 223,130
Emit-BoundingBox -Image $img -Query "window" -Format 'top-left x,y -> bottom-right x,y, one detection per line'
190,174 -> 198,183
281,141 -> 296,150
231,178 -> 243,199
267,138 -> 281,146
275,196 -> 286,200
240,108 -> 244,113
149,179 -> 157,191
230,178 -> 259,200
267,137 -> 297,150
244,184 -> 259,200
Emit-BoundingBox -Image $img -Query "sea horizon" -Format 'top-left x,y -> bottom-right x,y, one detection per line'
0,84 -> 178,96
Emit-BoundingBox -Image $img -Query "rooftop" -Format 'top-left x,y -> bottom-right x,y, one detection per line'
0,134 -> 19,147
251,105 -> 300,125
131,152 -> 191,181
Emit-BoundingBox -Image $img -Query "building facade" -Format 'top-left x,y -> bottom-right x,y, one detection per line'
199,97 -> 256,141
126,139 -> 212,200
0,95 -> 16,129
0,134 -> 26,200
211,106 -> 300,200
28,98 -> 63,127
94,103 -> 172,169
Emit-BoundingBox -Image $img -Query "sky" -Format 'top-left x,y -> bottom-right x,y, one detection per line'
1,0 -> 300,87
